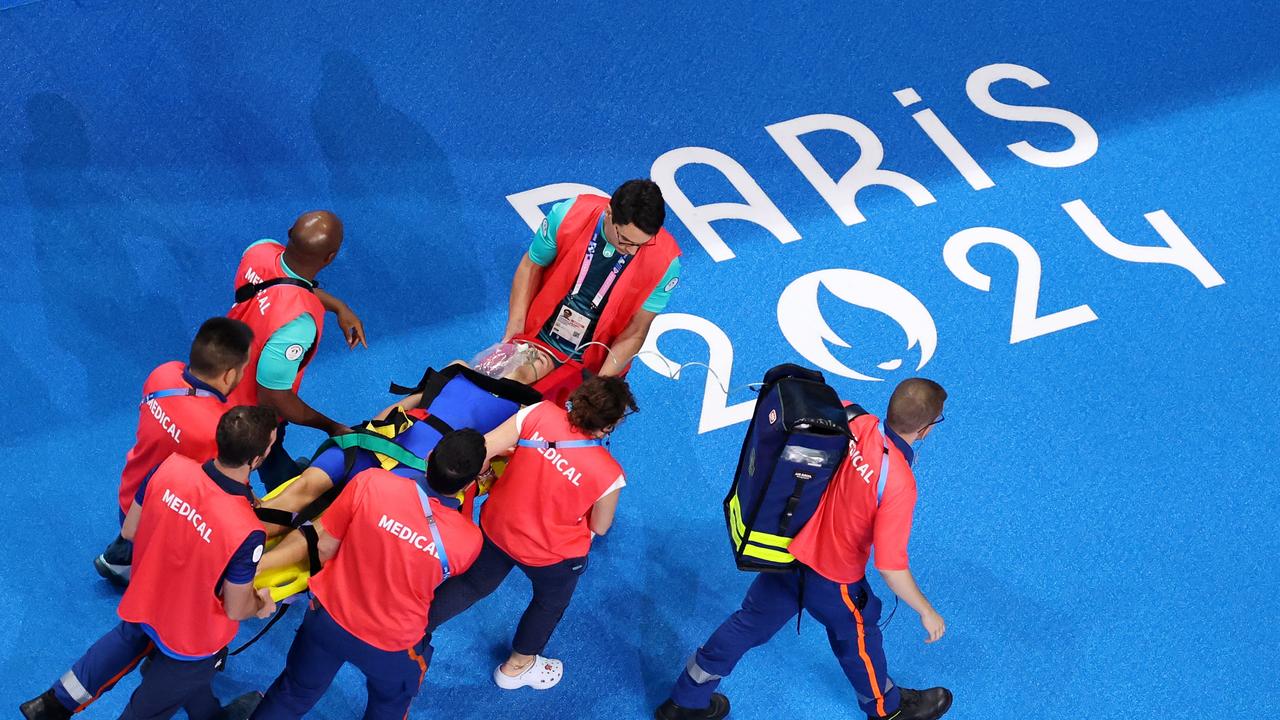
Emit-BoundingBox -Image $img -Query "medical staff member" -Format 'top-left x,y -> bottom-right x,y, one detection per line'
21,407 -> 279,720
249,430 -> 487,720
503,180 -> 681,404
426,376 -> 636,690
228,210 -> 366,490
656,379 -> 954,720
95,317 -> 254,585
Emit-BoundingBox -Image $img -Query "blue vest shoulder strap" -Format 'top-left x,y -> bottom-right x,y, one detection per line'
516,438 -> 603,450
875,421 -> 892,506
141,387 -> 219,405
414,484 -> 451,582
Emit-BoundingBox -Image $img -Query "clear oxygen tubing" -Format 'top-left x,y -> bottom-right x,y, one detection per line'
574,340 -> 765,397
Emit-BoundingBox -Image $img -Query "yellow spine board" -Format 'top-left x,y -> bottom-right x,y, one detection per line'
254,473 -> 313,602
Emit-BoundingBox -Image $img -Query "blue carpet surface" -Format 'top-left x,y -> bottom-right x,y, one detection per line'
1,2 -> 1278,718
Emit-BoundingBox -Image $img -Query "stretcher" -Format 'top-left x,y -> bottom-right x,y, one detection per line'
252,455 -> 510,601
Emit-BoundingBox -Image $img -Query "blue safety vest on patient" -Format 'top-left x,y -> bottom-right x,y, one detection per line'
313,368 -> 533,488
398,374 -> 525,457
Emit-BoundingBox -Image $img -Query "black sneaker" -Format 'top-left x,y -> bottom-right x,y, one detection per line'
654,693 -> 730,720
876,686 -> 952,720
19,690 -> 71,720
93,554 -> 131,587
217,691 -> 263,720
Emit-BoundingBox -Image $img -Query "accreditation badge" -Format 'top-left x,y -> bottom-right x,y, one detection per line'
549,305 -> 591,347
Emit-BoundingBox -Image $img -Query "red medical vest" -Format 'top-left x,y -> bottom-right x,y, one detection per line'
515,194 -> 680,377
117,362 -> 229,516
481,403 -> 624,567
789,413 -> 918,584
310,468 -> 483,652
117,455 -> 263,657
226,241 -> 326,407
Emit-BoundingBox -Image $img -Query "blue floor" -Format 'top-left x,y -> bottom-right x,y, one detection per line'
2,2 -> 1278,718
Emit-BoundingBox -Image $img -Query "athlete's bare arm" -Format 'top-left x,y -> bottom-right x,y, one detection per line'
373,391 -> 424,421
258,467 -> 338,537
483,415 -> 521,460
257,520 -> 341,574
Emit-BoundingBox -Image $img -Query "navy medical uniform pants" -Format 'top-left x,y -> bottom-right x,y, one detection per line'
670,569 -> 902,718
426,531 -> 587,657
253,601 -> 428,720
50,621 -> 223,720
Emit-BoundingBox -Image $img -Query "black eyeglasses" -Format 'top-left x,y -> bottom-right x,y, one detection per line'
926,414 -> 945,427
613,222 -> 657,248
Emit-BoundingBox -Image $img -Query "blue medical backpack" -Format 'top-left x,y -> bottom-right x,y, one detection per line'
724,364 -> 853,572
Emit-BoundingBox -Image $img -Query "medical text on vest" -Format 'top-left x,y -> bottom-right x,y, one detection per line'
146,399 -> 182,443
242,267 -> 271,315
529,431 -> 584,487
161,488 -> 212,543
377,515 -> 442,559
847,440 -> 875,486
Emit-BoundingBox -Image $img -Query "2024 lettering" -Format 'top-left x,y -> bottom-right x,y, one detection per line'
506,62 -> 1225,434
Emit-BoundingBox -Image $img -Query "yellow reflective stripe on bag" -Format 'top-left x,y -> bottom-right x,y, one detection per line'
740,542 -> 796,564
728,494 -> 797,564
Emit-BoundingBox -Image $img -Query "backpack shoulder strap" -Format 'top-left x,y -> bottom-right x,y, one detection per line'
844,403 -> 869,423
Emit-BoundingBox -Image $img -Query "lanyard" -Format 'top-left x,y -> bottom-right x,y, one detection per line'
141,387 -> 219,405
516,438 -> 604,450
874,421 -> 892,506
571,223 -> 633,310
413,484 -> 452,582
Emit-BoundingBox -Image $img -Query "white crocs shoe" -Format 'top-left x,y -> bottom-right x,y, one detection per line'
493,655 -> 564,691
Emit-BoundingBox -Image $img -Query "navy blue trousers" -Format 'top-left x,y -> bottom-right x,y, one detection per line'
253,602 -> 428,720
426,531 -> 587,657
50,621 -> 223,720
670,569 -> 901,718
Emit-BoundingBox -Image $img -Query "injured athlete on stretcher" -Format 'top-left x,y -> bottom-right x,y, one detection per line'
256,354 -> 543,538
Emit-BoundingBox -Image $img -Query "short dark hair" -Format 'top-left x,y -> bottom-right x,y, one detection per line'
189,318 -> 253,377
215,406 -> 278,467
610,179 -> 666,236
567,376 -> 638,434
887,378 -> 947,434
427,429 -> 487,496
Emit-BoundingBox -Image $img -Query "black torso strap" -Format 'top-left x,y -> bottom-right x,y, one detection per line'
234,277 -> 315,305
253,507 -> 295,528
389,363 -> 543,407
418,412 -> 455,437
